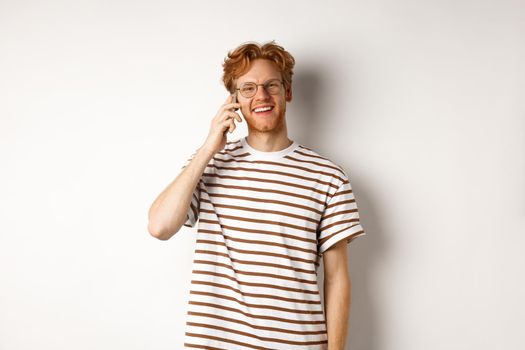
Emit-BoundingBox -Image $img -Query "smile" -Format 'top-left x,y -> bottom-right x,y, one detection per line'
253,106 -> 274,113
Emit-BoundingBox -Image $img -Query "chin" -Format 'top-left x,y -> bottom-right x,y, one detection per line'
249,119 -> 285,134
244,108 -> 286,131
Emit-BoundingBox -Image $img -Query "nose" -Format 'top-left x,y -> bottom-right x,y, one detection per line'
254,84 -> 271,100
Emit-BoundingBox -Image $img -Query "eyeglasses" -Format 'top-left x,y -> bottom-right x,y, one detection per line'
236,79 -> 284,98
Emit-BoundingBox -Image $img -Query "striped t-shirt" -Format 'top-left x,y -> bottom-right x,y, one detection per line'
180,136 -> 365,350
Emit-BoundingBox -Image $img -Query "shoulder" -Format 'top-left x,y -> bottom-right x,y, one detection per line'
291,143 -> 349,186
215,138 -> 245,160
224,138 -> 244,154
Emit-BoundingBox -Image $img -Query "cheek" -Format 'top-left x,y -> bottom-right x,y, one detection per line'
241,104 -> 251,116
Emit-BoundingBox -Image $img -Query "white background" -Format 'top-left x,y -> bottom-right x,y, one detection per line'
1,0 -> 524,349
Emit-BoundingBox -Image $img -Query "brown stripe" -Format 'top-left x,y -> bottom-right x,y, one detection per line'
188,301 -> 326,324
184,343 -> 226,350
208,159 -> 344,183
196,240 -> 316,265
198,220 -> 317,245
192,270 -> 320,295
318,218 -> 360,234
185,332 -> 275,350
187,323 -> 327,346
206,191 -> 323,215
293,148 -> 332,162
204,182 -> 326,205
190,280 -> 321,305
194,141 -> 345,182
190,290 -> 323,314
293,146 -> 345,177
225,140 -> 240,146
295,149 -> 346,176
327,189 -> 354,202
201,210 -> 317,233
204,172 -> 335,195
201,198 -> 319,224
325,199 -> 356,211
199,229 -> 318,256
194,248 -> 316,274
331,187 -> 353,196
284,154 -> 344,173
189,193 -> 198,219
318,225 -> 364,246
188,311 -> 326,335
322,208 -> 358,221
221,143 -> 244,152
297,144 -> 313,151
194,259 -> 318,284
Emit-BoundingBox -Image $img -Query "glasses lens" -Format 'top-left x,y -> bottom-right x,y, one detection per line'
239,80 -> 282,98
240,83 -> 257,98
265,80 -> 282,94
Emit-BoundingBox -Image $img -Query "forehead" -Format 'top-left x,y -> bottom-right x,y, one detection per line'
236,59 -> 282,83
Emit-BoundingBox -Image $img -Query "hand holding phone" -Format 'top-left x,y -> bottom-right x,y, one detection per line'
202,94 -> 243,155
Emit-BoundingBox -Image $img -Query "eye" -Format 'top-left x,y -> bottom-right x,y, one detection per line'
240,83 -> 256,94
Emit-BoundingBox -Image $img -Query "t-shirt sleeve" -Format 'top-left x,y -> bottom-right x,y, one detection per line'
180,151 -> 202,229
317,170 -> 366,254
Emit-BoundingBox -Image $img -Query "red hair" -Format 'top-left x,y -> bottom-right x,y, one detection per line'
222,40 -> 295,94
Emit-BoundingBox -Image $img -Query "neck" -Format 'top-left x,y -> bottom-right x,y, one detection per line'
245,131 -> 292,152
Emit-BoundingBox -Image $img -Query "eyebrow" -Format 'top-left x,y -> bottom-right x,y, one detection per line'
240,78 -> 281,84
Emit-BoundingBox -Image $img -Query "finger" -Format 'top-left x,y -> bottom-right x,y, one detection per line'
221,117 -> 235,129
220,119 -> 233,134
229,111 -> 242,122
227,111 -> 242,122
222,102 -> 240,111
220,120 -> 231,134
221,111 -> 241,122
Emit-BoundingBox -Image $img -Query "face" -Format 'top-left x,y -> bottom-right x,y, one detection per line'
234,59 -> 292,134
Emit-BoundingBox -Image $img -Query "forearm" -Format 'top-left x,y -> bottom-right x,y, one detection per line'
324,275 -> 351,350
148,145 -> 214,240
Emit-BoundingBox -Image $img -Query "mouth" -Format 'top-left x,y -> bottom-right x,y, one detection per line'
252,105 -> 274,116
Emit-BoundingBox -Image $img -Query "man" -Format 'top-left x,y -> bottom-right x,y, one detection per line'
148,41 -> 366,350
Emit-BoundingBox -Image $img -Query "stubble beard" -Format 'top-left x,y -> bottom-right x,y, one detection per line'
243,104 -> 286,134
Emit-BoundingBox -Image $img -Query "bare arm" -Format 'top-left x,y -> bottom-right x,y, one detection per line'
323,239 -> 351,350
147,95 -> 242,241
147,146 -> 215,240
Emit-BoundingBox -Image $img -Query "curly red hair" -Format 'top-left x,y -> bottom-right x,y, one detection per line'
222,41 -> 295,94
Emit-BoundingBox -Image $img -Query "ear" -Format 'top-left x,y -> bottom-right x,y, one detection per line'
285,86 -> 293,102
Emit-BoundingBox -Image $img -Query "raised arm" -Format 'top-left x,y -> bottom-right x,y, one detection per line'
147,94 -> 242,240
147,146 -> 214,240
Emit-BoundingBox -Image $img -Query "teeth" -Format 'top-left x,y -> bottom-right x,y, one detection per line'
254,106 -> 272,112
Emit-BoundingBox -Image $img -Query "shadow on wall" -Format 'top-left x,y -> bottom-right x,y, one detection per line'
292,65 -> 385,350
287,65 -> 326,143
